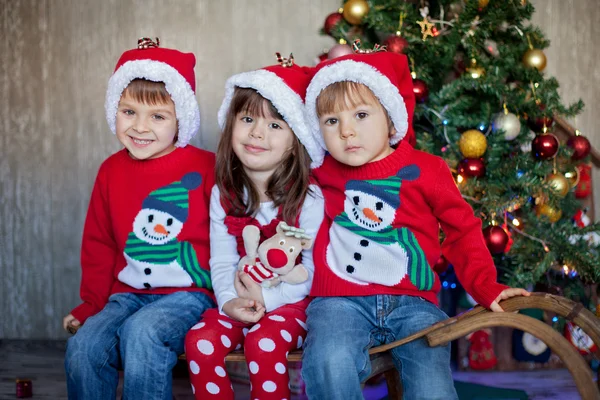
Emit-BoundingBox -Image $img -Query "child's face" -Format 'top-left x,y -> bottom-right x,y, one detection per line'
116,92 -> 177,160
319,96 -> 395,167
231,106 -> 294,178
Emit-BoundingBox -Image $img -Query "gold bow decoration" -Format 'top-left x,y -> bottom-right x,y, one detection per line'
137,37 -> 160,49
352,39 -> 387,54
275,52 -> 295,67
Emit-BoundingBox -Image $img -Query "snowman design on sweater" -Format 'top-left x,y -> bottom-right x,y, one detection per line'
118,172 -> 212,290
326,165 -> 434,290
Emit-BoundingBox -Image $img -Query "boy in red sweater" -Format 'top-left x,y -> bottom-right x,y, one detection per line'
62,38 -> 215,400
300,51 -> 529,399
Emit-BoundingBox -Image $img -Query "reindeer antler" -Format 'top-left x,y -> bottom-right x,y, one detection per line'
275,52 -> 295,67
352,39 -> 387,54
280,222 -> 312,240
138,37 -> 160,49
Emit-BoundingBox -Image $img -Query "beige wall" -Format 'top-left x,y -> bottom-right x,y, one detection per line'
530,0 -> 600,216
0,0 -> 340,339
1,0 -> 598,339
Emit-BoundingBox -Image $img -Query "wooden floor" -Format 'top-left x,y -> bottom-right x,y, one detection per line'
0,340 -> 587,399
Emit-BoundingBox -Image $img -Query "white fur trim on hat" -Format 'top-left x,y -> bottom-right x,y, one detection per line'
305,59 -> 408,150
105,59 -> 200,147
217,69 -> 324,168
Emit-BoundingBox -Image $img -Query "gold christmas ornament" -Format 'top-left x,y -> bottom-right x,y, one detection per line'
465,59 -> 485,79
546,173 -> 570,197
522,48 -> 547,71
564,166 -> 580,188
535,203 -> 562,223
479,0 -> 490,8
459,129 -> 488,158
342,0 -> 370,25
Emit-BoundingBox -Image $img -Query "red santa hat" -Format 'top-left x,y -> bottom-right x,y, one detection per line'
217,56 -> 324,168
305,50 -> 416,155
105,38 -> 200,147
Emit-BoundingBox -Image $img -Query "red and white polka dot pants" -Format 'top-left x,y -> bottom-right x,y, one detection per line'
185,301 -> 308,400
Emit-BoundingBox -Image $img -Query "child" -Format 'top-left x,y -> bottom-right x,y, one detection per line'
63,39 -> 216,400
184,59 -> 325,400
300,51 -> 529,399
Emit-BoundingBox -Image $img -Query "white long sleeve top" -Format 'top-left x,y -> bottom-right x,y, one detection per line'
209,184 -> 324,313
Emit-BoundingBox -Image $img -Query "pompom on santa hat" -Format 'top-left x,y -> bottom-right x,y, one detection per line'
305,44 -> 417,159
217,53 -> 324,169
105,37 -> 200,147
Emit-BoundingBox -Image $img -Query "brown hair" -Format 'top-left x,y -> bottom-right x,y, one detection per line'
316,81 -> 394,134
121,79 -> 178,141
122,79 -> 173,105
216,87 -> 312,224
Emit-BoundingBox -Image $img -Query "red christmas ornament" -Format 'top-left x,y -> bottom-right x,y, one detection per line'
383,35 -> 408,54
327,43 -> 353,59
433,255 -> 450,273
412,79 -> 429,103
458,158 -> 486,178
531,115 -> 554,133
482,226 -> 509,254
316,51 -> 328,64
467,329 -> 497,370
567,134 -> 591,160
453,57 -> 467,77
531,134 -> 559,159
573,209 -> 589,228
575,164 -> 592,199
529,104 -> 554,132
324,12 -> 343,36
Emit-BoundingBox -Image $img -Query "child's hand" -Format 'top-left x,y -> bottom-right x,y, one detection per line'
489,288 -> 530,312
234,271 -> 265,306
63,314 -> 81,334
222,298 -> 265,324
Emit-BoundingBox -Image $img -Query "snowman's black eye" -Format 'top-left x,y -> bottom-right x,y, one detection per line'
353,196 -> 360,205
376,202 -> 383,211
166,218 -> 173,226
148,215 -> 154,223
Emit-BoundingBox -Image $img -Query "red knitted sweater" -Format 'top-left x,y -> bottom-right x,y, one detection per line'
310,140 -> 507,308
71,146 -> 215,323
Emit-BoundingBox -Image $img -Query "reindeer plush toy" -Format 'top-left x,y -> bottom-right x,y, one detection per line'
238,222 -> 313,288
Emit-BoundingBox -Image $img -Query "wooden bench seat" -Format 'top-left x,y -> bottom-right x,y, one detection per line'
184,293 -> 600,400
74,293 -> 600,399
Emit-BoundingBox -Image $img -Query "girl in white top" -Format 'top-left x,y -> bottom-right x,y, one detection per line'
184,61 -> 324,400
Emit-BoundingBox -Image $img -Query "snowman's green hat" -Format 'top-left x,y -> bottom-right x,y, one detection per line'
345,164 -> 420,209
142,172 -> 201,222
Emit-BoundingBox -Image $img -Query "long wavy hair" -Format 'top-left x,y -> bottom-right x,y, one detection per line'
216,87 -> 312,224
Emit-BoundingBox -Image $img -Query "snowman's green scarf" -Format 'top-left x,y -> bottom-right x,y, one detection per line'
334,212 -> 434,290
123,232 -> 212,289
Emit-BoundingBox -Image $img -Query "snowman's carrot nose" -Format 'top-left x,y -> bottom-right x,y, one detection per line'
154,224 -> 168,235
363,208 -> 382,223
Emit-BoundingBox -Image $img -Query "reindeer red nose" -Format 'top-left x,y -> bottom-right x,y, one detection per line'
266,248 -> 288,269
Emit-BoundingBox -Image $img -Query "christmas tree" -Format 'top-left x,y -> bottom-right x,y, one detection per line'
319,0 -> 600,305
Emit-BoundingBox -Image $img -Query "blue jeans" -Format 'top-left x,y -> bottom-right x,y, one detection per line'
65,291 -> 215,400
302,295 -> 457,400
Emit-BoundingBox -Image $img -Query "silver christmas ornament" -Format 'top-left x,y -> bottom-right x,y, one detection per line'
493,111 -> 521,141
